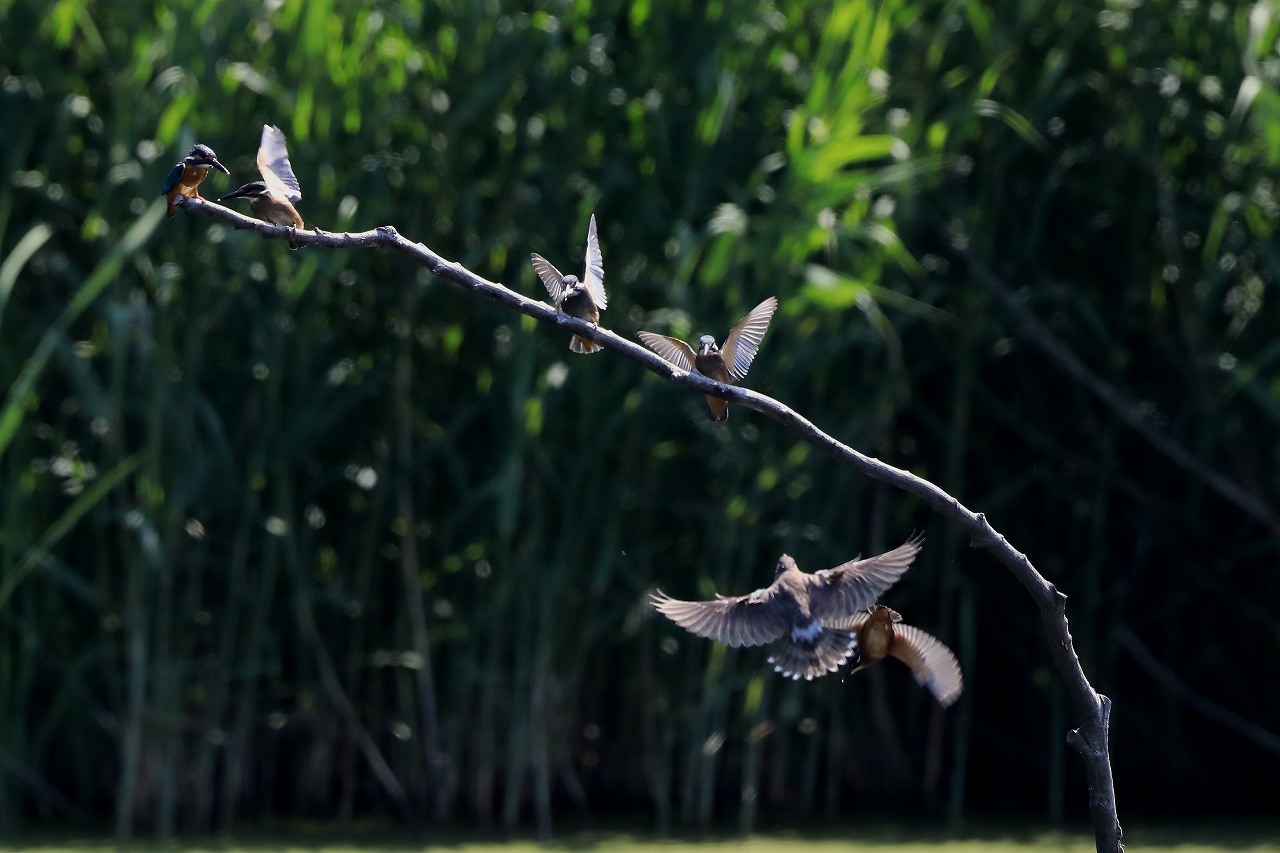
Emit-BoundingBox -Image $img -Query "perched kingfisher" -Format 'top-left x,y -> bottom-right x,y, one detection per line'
638,296 -> 778,421
828,604 -> 964,706
219,124 -> 304,249
160,143 -> 230,217
651,535 -> 923,681
530,214 -> 608,354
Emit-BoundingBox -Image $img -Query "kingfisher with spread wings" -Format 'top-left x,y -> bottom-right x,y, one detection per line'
638,296 -> 777,421
651,535 -> 923,681
530,214 -> 608,354
828,604 -> 964,706
220,125 -> 305,249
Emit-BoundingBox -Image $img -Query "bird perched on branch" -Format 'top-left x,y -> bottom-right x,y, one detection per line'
827,604 -> 964,706
638,296 -> 777,421
160,143 -> 230,217
220,124 -> 304,249
651,535 -> 923,680
530,214 -> 608,354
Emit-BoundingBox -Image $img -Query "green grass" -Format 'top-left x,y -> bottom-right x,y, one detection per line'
5,822 -> 1279,852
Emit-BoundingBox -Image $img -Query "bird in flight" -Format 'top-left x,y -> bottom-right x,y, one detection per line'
651,535 -> 923,680
827,604 -> 963,706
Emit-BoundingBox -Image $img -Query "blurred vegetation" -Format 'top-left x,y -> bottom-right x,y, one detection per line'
8,821 -> 1280,853
2,0 -> 1280,842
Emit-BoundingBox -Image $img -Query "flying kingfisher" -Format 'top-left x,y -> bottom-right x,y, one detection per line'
219,124 -> 304,249
638,296 -> 778,421
651,534 -> 923,681
160,143 -> 230,217
828,604 -> 964,706
530,214 -> 608,354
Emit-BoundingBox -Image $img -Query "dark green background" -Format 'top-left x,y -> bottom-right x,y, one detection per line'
2,0 -> 1278,840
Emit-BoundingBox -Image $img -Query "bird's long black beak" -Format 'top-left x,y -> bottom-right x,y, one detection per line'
211,158 -> 231,175
219,183 -> 255,201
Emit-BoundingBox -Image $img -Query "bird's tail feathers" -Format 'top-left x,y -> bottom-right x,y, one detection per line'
769,629 -> 857,681
570,335 -> 603,354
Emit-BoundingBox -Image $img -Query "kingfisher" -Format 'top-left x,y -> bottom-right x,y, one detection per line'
530,214 -> 608,354
651,534 -> 923,681
160,143 -> 230,217
219,124 -> 304,249
828,604 -> 964,706
638,296 -> 778,421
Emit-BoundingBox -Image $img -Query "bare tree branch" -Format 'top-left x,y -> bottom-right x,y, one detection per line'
177,196 -> 1124,852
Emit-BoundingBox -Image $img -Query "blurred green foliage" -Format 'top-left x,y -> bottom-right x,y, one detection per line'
2,0 -> 1279,842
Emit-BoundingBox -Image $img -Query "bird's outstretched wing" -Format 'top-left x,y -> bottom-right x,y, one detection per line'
809,534 -> 923,620
638,332 -> 697,373
651,585 -> 790,647
258,124 -> 302,203
722,296 -> 778,381
582,214 -> 607,310
530,254 -> 566,303
889,624 -> 964,706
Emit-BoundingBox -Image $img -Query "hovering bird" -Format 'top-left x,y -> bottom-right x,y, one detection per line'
219,124 -> 304,249
529,214 -> 608,354
638,296 -> 778,421
828,604 -> 964,706
160,143 -> 230,217
651,535 -> 923,681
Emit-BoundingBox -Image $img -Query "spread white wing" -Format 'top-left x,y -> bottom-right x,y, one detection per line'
651,586 -> 790,648
582,214 -> 607,310
809,534 -> 922,620
890,624 -> 964,707
722,296 -> 777,381
530,254 -> 566,303
638,332 -> 696,372
258,124 -> 302,203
